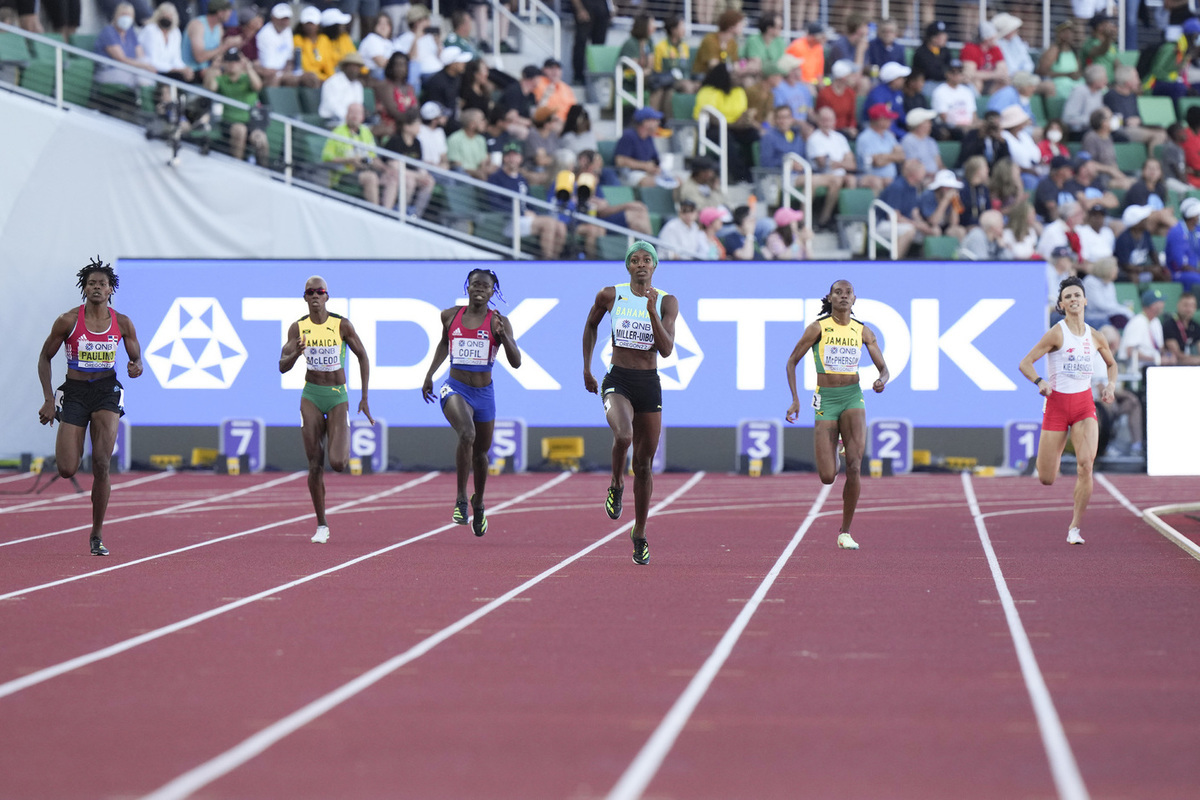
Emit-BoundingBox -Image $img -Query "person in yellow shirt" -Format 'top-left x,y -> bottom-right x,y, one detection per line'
651,15 -> 700,117
693,63 -> 757,183
316,7 -> 356,81
785,21 -> 827,89
293,6 -> 326,82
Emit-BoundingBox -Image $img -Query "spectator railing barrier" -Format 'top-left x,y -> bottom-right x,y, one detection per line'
780,152 -> 814,235
514,0 -> 561,62
696,104 -> 728,194
869,198 -> 899,261
614,56 -> 644,133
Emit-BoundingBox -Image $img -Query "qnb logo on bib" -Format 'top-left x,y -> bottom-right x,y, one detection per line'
615,318 -> 655,350
451,336 -> 490,366
145,298 -> 248,389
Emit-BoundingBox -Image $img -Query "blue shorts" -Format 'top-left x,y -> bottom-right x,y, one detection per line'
439,376 -> 496,423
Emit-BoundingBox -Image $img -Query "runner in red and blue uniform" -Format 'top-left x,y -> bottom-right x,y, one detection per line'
422,269 -> 522,536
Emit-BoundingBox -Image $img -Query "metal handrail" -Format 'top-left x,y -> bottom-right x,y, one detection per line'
515,0 -> 561,62
614,56 -> 644,133
869,199 -> 899,261
696,104 -> 728,194
780,153 -> 813,234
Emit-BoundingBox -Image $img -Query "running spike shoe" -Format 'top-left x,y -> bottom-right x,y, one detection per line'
311,525 -> 330,544
471,494 -> 487,537
1067,528 -> 1085,545
632,536 -> 649,565
453,500 -> 469,525
90,538 -> 109,556
837,532 -> 859,550
606,485 -> 623,520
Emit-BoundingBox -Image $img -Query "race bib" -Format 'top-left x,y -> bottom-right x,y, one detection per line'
305,344 -> 342,372
78,340 -> 118,368
822,344 -> 860,374
614,318 -> 655,350
451,335 -> 490,366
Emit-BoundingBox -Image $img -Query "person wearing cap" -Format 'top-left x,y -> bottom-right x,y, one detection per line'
1076,203 -> 1116,264
1120,288 -> 1174,366
697,205 -> 732,258
1037,20 -> 1083,100
570,0 -> 613,85
961,20 -> 1009,95
487,142 -> 567,258
1144,18 -> 1200,101
917,167 -> 967,240
292,6 -> 326,83
1081,13 -> 1118,83
992,13 -> 1036,76
321,102 -> 399,208
816,59 -> 861,137
785,279 -> 891,552
998,105 -> 1042,190
182,0 -> 242,72
318,52 -> 367,124
1018,274 -> 1118,546
656,199 -> 708,260
1046,245 -> 1080,310
499,64 -> 542,124
960,209 -> 1012,260
1063,63 -> 1108,137
763,205 -> 811,260
784,20 -> 827,89
1115,204 -> 1171,283
202,45 -> 269,164
772,54 -> 814,131
582,242 -> 680,566
316,8 -> 356,80
614,106 -> 663,188
901,107 -> 942,175
533,58 -> 577,125
860,61 -> 909,137
253,3 -> 315,87
931,59 -> 977,137
1034,154 -> 1076,221
417,100 -> 450,168
866,18 -> 904,77
742,13 -> 785,80
856,103 -> 904,192
913,20 -> 952,84
1103,65 -> 1168,153
394,4 -> 441,92
1164,291 -> 1200,363
1164,196 -> 1200,290
420,46 -> 473,131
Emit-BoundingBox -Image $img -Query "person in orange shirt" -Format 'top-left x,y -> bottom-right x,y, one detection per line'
533,57 -> 578,123
785,22 -> 827,89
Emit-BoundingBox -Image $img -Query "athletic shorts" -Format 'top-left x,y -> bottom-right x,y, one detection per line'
1041,389 -> 1097,432
601,365 -> 662,414
439,376 -> 496,423
44,0 -> 82,28
340,0 -> 381,17
56,374 -> 124,426
812,382 -> 865,422
15,0 -> 36,15
301,382 -> 349,415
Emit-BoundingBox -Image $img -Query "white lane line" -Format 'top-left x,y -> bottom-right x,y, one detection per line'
0,472 -> 35,485
1096,474 -> 1200,562
0,471 -> 175,514
0,472 -> 439,602
0,472 -> 307,547
962,472 -> 1089,800
606,481 -> 831,800
141,472 -> 703,800
0,471 -> 566,702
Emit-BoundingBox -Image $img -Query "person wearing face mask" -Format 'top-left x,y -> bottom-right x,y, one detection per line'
93,0 -> 157,117
138,3 -> 194,85
1039,119 -> 1070,167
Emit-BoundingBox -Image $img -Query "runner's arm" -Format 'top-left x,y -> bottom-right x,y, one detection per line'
422,308 -> 454,402
582,286 -> 615,394
863,324 -> 889,392
117,313 -> 143,378
493,312 -> 522,369
784,322 -> 821,422
341,318 -> 374,423
37,312 -> 74,425
1017,326 -> 1063,397
279,321 -> 304,373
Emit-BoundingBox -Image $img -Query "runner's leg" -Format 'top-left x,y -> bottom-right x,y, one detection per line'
301,399 -> 330,526
442,393 -> 477,504
629,410 -> 660,539
1068,417 -> 1099,531
87,410 -> 120,541
838,408 -> 867,533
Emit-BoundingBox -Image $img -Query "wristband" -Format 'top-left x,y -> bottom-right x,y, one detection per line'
1034,377 -> 1044,386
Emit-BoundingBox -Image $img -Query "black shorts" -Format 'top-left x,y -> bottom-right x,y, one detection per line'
601,365 -> 662,414
44,0 -> 82,28
56,374 -> 125,427
15,0 -> 36,16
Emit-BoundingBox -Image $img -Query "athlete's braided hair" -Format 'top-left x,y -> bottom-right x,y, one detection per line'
76,256 -> 118,298
464,268 -> 506,306
819,280 -> 851,317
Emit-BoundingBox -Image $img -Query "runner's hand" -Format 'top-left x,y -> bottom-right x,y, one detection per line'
584,372 -> 598,394
38,399 -> 56,427
872,377 -> 885,393
1039,383 -> 1053,397
644,286 -> 658,314
494,313 -> 513,343
421,376 -> 435,403
785,400 -> 800,423
128,358 -> 143,379
358,398 -> 374,424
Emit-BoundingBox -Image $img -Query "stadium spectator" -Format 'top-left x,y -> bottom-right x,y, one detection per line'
742,13 -> 785,79
442,10 -> 481,60
1038,118 -> 1070,167
488,143 -> 566,258
763,206 -> 811,260
958,110 -> 1010,168
575,154 -> 652,235
828,13 -> 869,88
317,9 -> 356,76
235,10 -> 264,65
396,4 -> 442,92
861,61 -> 909,138
694,64 -> 758,184
422,47 -> 474,130
461,59 -> 496,118
139,3 -> 193,89
1116,206 -> 1170,283
990,157 -> 1027,215
919,168 -> 967,240
1037,200 -> 1084,260
760,104 -> 806,168
679,157 -> 732,213
772,54 -> 815,131
721,205 -> 759,260
521,106 -> 563,185
1076,203 -> 1117,265
746,62 -> 785,125
1125,158 -> 1177,234
182,0 -> 241,73
961,20 -> 1008,95
319,53 -> 367,124
988,70 -> 1038,118
499,65 -> 541,126
357,14 -> 395,80
1184,106 -> 1200,189
417,101 -> 450,169
447,108 -> 495,180
382,109 -> 436,219
484,107 -> 523,155
1081,13 -> 1118,82
876,158 -> 928,257
1037,20 -> 1083,100
1046,246 -> 1080,312
292,7 -> 325,84
1121,288 -> 1172,365
1002,198 -> 1042,259
1102,65 -> 1166,152
960,209 -> 1012,259
698,205 -> 731,259
866,19 -> 905,78
993,13 -> 1036,76
1158,123 -> 1191,193
658,199 -> 708,260
999,106 -> 1042,190
375,53 -> 420,139
959,155 -> 991,227
204,48 -> 268,161
1145,18 -> 1200,100
321,102 -> 397,207
857,103 -> 905,192
694,9 -> 744,80
614,106 -> 663,188
560,104 -> 596,155
784,21 -> 827,90
1035,155 -> 1076,221
913,21 -> 951,84
1067,155 -> 1120,215
932,60 -> 978,138
652,16 -> 700,110
533,58 -> 577,123
817,60 -> 861,138
254,4 -> 315,88
1081,256 -> 1132,329
1164,198 -> 1200,291
571,0 -> 612,85
902,108 -> 942,175
807,107 -> 859,228
1163,292 -> 1200,362
619,13 -> 656,98
1063,64 -> 1109,138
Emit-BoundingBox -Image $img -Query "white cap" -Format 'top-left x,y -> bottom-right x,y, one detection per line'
270,3 -> 292,18
1121,204 -> 1152,228
998,105 -> 1031,129
928,169 -> 964,191
831,59 -> 857,80
420,100 -> 445,120
319,7 -> 351,26
979,20 -> 998,40
440,45 -> 474,65
905,108 -> 938,127
992,13 -> 1023,38
1181,197 -> 1200,219
879,62 -> 912,83
298,5 -> 320,25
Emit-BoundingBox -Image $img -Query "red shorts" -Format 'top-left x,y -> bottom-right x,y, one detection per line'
1041,389 -> 1097,432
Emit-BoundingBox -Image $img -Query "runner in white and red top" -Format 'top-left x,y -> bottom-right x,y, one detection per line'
36,257 -> 144,556
421,269 -> 522,536
1018,276 -> 1118,546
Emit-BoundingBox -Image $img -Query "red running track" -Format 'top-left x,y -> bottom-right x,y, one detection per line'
0,469 -> 1197,799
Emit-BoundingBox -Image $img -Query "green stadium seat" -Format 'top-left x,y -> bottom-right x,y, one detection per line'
585,44 -> 620,75
19,60 -> 56,97
602,185 -> 635,206
361,87 -> 375,115
28,32 -> 64,62
937,140 -> 961,169
670,91 -> 696,122
637,185 -> 676,217
262,86 -> 302,118
527,183 -> 548,202
1137,96 -> 1176,127
1114,282 -> 1141,312
598,234 -> 632,261
69,33 -> 96,53
1114,142 -> 1146,175
922,235 -> 960,260
1044,95 -> 1065,123
597,139 -> 617,166
1177,96 -> 1200,123
1117,50 -> 1139,67
0,32 -> 31,65
976,94 -> 990,118
1030,94 -> 1046,127
298,86 -> 321,114
62,58 -> 93,106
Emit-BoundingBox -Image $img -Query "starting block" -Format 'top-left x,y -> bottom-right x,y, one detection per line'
542,436 -> 584,471
216,454 -> 249,475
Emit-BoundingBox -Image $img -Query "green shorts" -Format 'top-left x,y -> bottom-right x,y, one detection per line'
812,383 -> 865,422
301,382 -> 349,415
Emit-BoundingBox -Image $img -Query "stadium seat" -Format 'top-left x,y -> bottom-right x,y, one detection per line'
836,187 -> 875,251
922,235 -> 960,259
361,87 -> 375,116
19,60 -> 55,97
62,58 -> 93,106
1030,94 -> 1046,127
585,44 -> 621,109
298,86 -> 321,115
976,94 -> 989,118
1137,96 -> 1176,127
597,139 -> 617,167
937,140 -> 960,169
262,86 -> 302,118
28,32 -> 63,62
1149,281 -> 1183,313
1117,50 -> 1139,67
1114,282 -> 1140,312
602,185 -> 635,206
670,91 -> 696,122
0,32 -> 31,66
1113,142 -> 1145,175
637,185 -> 676,217
1177,96 -> 1200,123
1044,95 -> 1065,123
598,234 -> 632,260
69,33 -> 96,53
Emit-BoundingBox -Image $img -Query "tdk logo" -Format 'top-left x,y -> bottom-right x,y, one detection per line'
146,298 -> 247,388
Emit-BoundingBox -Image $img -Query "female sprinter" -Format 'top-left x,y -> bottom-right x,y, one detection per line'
37,257 -> 144,556
279,275 -> 374,544
1018,276 -> 1117,544
582,241 -> 678,565
422,269 -> 522,535
785,279 -> 889,550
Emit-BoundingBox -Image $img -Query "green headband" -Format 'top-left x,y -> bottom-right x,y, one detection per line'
625,240 -> 658,267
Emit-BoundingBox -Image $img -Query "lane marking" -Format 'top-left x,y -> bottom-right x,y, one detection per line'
0,472 -> 307,547
962,472 -> 1090,800
0,472 -> 35,485
606,481 -> 832,800
0,472 -> 437,601
0,471 -> 175,514
1096,474 -> 1200,562
0,471 -> 566,701
141,472 -> 703,800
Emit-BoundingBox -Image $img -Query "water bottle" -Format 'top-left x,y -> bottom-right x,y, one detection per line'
868,22 -> 877,40
293,47 -> 302,73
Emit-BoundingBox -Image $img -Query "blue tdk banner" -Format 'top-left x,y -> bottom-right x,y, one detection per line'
115,259 -> 1046,427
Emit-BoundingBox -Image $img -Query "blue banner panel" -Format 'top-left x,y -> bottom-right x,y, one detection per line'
115,259 -> 1046,428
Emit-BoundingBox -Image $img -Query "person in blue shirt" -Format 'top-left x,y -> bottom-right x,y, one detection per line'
1114,205 -> 1170,283
759,104 -> 805,168
613,106 -> 663,187
860,61 -> 909,137
772,54 -> 815,130
487,142 -> 567,258
1164,197 -> 1200,290
876,159 -> 931,256
866,18 -> 905,77
987,70 -> 1038,116
857,103 -> 905,191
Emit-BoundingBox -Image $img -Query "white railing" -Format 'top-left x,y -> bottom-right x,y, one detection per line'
515,0 -> 561,62
696,104 -> 728,194
780,153 -> 813,235
614,56 -> 643,133
869,199 -> 899,261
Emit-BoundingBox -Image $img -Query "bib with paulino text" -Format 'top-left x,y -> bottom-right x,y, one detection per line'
65,305 -> 121,373
814,315 -> 864,375
300,312 -> 347,373
611,282 -> 667,351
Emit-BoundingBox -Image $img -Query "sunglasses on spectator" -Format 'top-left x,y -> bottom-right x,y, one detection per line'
304,288 -> 328,296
